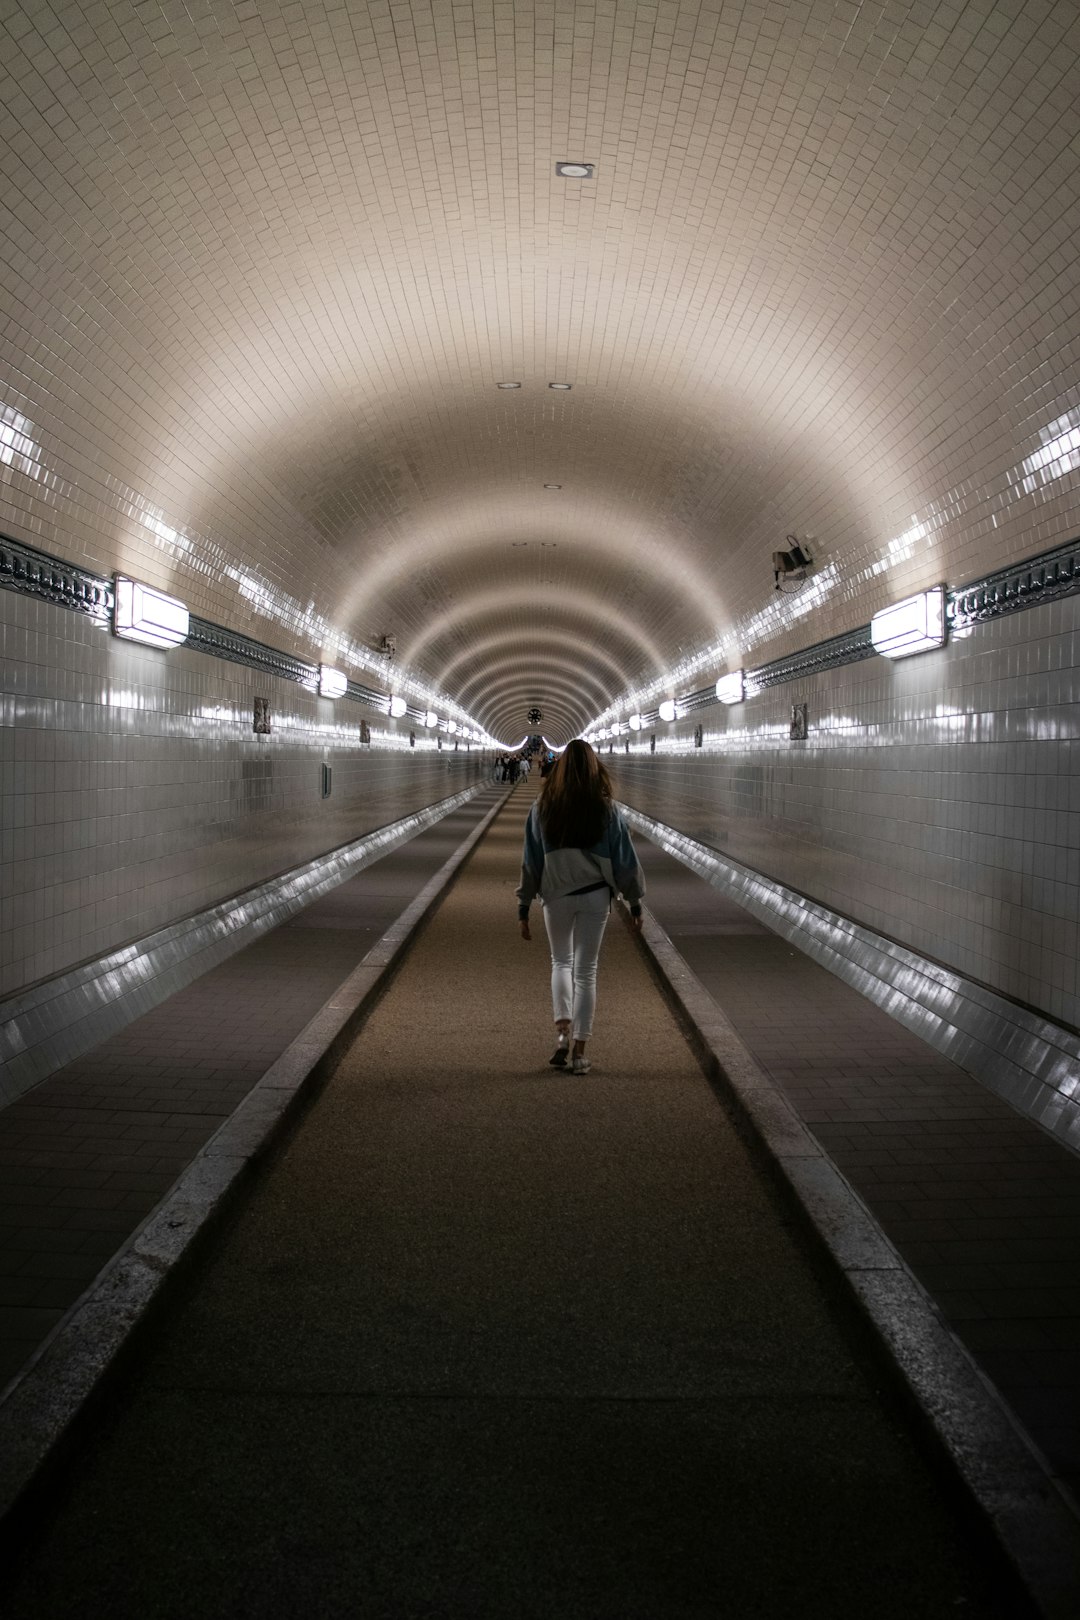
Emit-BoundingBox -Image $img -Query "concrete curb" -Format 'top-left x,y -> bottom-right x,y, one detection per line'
0,786 -> 511,1531
629,900 -> 1080,1620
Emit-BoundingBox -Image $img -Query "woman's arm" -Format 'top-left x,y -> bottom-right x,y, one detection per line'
516,803 -> 545,930
608,810 -> 646,920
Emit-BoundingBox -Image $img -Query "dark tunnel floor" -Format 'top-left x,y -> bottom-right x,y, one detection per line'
0,791 -> 504,1390
0,790 -> 1044,1618
634,832 -> 1080,1503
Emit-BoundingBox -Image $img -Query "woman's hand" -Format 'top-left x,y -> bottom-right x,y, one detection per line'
520,919 -> 531,941
629,911 -> 644,935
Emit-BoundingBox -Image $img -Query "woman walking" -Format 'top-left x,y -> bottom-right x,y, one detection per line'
517,739 -> 646,1074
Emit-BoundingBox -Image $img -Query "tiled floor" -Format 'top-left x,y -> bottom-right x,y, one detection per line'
637,834 -> 1080,1499
0,793 -> 501,1391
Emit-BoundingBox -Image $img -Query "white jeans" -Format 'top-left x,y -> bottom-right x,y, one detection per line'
542,887 -> 610,1040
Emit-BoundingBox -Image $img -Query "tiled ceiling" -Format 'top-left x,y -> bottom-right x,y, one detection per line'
1,0 -> 1078,739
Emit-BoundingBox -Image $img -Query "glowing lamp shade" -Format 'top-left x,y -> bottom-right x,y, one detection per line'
317,665 -> 348,698
113,576 -> 189,649
871,587 -> 947,659
388,695 -> 407,717
658,699 -> 677,723
715,670 -> 745,705
628,714 -> 642,731
447,720 -> 458,734
424,710 -> 438,728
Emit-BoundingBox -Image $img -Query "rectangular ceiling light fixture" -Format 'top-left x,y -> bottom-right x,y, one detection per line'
715,670 -> 745,704
318,664 -> 348,698
871,586 -> 947,659
113,575 -> 189,648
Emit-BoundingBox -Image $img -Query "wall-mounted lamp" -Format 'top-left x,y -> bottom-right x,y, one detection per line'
658,699 -> 677,723
871,587 -> 947,659
113,575 -> 189,648
318,665 -> 348,698
424,711 -> 438,728
628,714 -> 642,731
772,539 -> 813,590
388,695 -> 407,717
715,670 -> 745,704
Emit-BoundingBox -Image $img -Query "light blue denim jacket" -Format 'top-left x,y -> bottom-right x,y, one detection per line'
516,802 -> 646,918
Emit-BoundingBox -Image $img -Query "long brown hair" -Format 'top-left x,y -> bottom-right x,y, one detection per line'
538,739 -> 614,847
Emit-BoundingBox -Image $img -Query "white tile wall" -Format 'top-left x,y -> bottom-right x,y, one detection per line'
3,0 -> 1080,742
0,590 -> 486,999
616,596 -> 1080,1031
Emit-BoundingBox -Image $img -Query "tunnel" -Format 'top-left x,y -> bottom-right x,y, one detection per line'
1,1 -> 1080,1614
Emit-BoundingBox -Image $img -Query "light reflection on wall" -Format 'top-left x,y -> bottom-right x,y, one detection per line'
222,564 -> 489,740
587,405 -> 1080,735
0,393 -> 489,742
0,407 -> 43,481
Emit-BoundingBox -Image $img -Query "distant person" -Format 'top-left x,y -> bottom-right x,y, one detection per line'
508,756 -> 520,784
517,739 -> 645,1075
539,752 -> 555,779
519,755 -> 530,782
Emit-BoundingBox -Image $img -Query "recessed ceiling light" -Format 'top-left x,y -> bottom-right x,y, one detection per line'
556,162 -> 594,178
496,381 -> 522,389
548,382 -> 572,391
544,483 -> 562,490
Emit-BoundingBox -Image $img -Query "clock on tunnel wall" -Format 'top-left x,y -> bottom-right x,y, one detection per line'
527,707 -> 542,724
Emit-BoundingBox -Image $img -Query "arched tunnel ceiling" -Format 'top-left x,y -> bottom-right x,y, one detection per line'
1,1 -> 1078,740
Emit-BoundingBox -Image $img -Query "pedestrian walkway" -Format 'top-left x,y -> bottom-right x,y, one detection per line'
0,795 -> 1029,1619
635,831 -> 1080,1504
0,789 -> 504,1392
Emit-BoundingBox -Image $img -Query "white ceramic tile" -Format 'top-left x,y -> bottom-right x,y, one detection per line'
0,590 -> 486,998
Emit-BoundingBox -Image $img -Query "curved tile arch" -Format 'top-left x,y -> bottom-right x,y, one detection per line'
327,474 -> 730,635
437,628 -> 629,710
445,635 -> 629,711
473,678 -> 605,744
444,648 -> 633,737
460,669 -> 609,738
406,584 -> 671,696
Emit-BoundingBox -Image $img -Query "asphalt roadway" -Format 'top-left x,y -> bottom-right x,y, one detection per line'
1,791 -> 1033,1618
